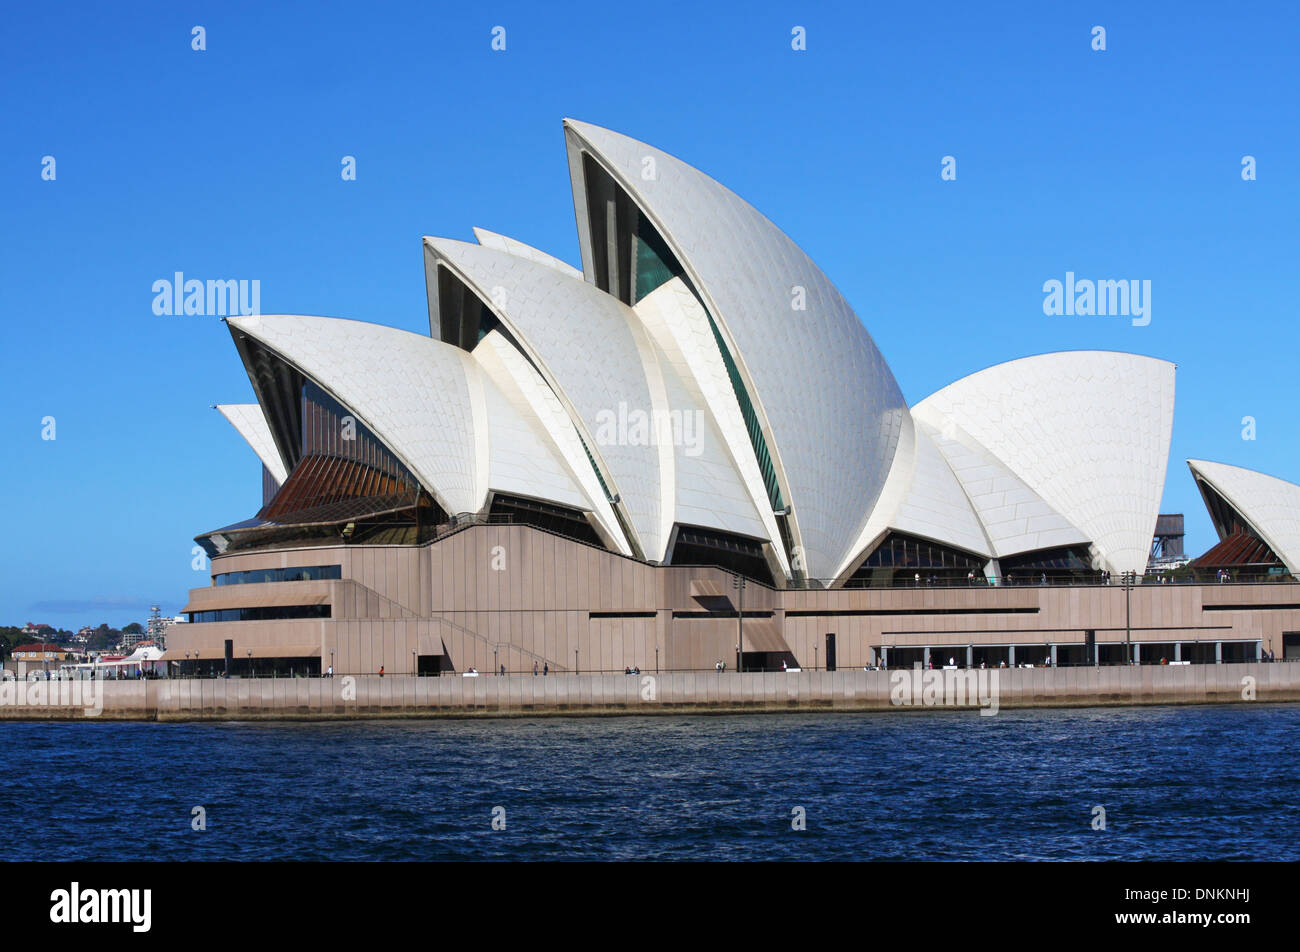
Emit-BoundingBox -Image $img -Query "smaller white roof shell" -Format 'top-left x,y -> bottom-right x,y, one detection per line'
227,314 -> 592,523
472,227 -> 583,280
1187,459 -> 1300,576
216,403 -> 287,484
913,351 -> 1175,576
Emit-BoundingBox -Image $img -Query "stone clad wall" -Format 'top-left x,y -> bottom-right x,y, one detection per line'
2,663 -> 1298,721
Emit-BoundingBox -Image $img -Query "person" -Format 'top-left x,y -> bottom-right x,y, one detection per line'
1160,657 -> 1167,665
781,660 -> 788,671
499,664 -> 505,676
948,656 -> 955,667
533,660 -> 538,676
715,660 -> 722,673
543,662 -> 548,676
624,666 -> 632,674
914,573 -> 920,587
633,665 -> 640,675
967,571 -> 974,585
378,665 -> 384,678
1040,572 -> 1047,586
326,664 -> 333,679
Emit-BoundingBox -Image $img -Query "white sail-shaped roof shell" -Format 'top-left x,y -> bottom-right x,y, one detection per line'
912,351 -> 1175,575
424,237 -> 671,561
227,314 -> 591,522
564,118 -> 908,583
913,416 -> 1090,559
216,403 -> 287,484
888,422 -> 993,559
1188,459 -> 1300,576
633,279 -> 775,553
472,330 -> 629,554
471,227 -> 583,280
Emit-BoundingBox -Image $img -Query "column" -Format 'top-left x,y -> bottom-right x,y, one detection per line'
1174,642 -> 1181,662
923,646 -> 931,669
966,645 -> 973,668
1215,641 -> 1223,664
1008,645 -> 1016,667
1049,644 -> 1057,667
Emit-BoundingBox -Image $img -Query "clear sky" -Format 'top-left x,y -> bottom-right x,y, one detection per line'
1,1 -> 1296,628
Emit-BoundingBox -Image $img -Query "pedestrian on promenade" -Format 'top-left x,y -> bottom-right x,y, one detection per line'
533,661 -> 539,676
378,665 -> 384,678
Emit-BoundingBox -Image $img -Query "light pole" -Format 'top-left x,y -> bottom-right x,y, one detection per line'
574,646 -> 579,676
412,649 -> 417,676
1125,571 -> 1133,663
732,573 -> 747,673
246,648 -> 252,679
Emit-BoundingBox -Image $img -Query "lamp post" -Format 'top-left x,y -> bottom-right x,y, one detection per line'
732,573 -> 746,673
246,648 -> 252,679
1125,571 -> 1133,663
412,649 -> 417,676
574,646 -> 579,676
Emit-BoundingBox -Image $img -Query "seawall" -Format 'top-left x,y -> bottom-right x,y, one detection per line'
1,662 -> 1298,721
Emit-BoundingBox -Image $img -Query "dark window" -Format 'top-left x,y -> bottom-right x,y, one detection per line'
214,565 -> 342,586
668,524 -> 774,586
188,605 -> 332,623
846,532 -> 986,587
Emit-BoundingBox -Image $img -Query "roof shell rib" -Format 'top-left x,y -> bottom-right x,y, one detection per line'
226,314 -> 589,521
424,237 -> 671,561
1187,459 -> 1300,576
563,118 -> 909,584
912,351 -> 1176,576
216,403 -> 288,484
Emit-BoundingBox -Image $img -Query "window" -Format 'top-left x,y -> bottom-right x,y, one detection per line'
188,605 -> 332,623
214,565 -> 342,586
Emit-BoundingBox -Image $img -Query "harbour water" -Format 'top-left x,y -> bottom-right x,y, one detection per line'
2,704 -> 1296,861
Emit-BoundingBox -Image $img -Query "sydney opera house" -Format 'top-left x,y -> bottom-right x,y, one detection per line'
169,119 -> 1300,676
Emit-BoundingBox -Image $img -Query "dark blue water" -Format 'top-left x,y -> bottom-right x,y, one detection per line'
2,705 -> 1296,861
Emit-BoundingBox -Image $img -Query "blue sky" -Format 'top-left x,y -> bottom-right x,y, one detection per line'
1,1 -> 1296,628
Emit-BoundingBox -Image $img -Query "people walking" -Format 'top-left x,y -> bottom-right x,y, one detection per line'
378,665 -> 384,677
533,660 -> 539,676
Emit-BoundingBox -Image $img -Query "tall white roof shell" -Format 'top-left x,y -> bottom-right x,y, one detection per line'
1187,460 -> 1300,576
564,118 -> 908,583
216,403 -> 287,484
912,351 -> 1175,575
633,279 -> 775,553
425,237 -> 671,561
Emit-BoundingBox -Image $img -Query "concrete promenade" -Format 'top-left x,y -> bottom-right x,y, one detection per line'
2,662 -> 1298,721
